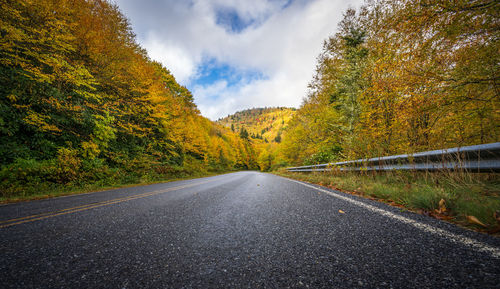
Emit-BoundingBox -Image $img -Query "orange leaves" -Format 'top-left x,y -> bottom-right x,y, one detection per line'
23,110 -> 62,134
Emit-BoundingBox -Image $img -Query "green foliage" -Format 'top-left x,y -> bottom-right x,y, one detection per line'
92,113 -> 116,151
239,127 -> 249,139
0,0 -> 258,199
330,10 -> 368,147
304,145 -> 342,165
0,158 -> 56,197
274,132 -> 281,143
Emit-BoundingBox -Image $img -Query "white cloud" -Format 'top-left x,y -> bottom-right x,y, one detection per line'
142,33 -> 197,84
115,0 -> 364,120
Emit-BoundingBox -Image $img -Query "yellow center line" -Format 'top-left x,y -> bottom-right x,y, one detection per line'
0,179 -> 216,229
0,190 -> 164,225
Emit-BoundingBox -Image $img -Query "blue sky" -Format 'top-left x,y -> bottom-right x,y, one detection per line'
215,7 -> 255,33
115,0 -> 363,120
190,58 -> 265,92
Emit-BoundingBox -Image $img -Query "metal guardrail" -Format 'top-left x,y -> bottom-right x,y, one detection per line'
286,142 -> 500,172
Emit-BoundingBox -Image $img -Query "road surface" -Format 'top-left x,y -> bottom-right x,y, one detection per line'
1,171 -> 499,288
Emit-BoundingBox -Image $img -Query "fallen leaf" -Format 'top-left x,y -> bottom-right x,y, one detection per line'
467,215 -> 487,227
434,198 -> 447,214
338,209 -> 345,214
438,198 -> 446,212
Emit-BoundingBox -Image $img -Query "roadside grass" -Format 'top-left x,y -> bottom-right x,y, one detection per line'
275,169 -> 500,234
0,170 -> 234,204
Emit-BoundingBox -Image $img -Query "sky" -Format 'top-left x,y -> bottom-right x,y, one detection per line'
114,0 -> 364,120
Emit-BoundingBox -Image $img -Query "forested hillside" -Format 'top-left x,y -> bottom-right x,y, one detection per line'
217,107 -> 295,143
279,0 -> 499,166
215,107 -> 295,172
0,0 -> 258,198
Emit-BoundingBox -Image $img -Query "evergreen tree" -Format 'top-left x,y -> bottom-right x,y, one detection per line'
274,132 -> 282,143
239,127 -> 249,139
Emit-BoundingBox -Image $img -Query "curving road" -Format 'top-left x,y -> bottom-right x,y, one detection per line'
1,171 -> 499,288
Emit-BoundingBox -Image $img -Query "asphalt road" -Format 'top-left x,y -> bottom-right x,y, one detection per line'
1,171 -> 499,288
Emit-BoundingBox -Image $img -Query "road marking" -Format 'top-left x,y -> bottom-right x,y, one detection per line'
287,178 -> 500,259
0,179 -> 216,229
0,190 -> 162,224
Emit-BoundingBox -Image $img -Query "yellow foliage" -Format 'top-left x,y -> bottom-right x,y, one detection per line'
55,148 -> 81,183
81,141 -> 100,159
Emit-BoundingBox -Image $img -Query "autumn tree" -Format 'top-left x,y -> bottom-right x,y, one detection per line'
280,0 -> 499,166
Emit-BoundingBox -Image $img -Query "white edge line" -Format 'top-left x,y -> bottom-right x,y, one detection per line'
283,177 -> 500,259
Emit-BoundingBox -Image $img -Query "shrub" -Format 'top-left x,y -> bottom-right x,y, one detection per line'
55,148 -> 81,184
0,158 -> 56,198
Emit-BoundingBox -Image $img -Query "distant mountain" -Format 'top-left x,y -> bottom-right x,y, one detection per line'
217,107 -> 296,143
